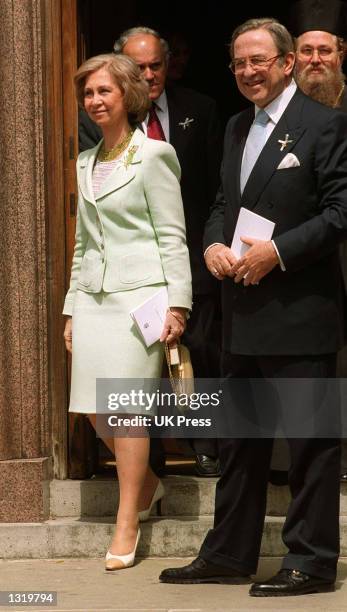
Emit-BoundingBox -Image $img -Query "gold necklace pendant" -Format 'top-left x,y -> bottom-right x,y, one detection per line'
98,129 -> 134,162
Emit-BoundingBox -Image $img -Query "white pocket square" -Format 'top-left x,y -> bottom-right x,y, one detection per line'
277,153 -> 300,169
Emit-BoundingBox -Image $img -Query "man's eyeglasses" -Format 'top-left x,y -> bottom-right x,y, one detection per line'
229,54 -> 283,74
297,46 -> 339,60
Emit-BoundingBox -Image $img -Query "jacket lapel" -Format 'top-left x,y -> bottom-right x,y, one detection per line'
240,90 -> 307,210
78,129 -> 145,204
167,88 -> 194,152
77,141 -> 101,205
229,108 -> 254,207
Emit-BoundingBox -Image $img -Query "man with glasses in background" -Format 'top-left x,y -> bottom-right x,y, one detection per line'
290,0 -> 347,483
293,0 -> 346,111
160,17 -> 347,597
270,0 -> 347,492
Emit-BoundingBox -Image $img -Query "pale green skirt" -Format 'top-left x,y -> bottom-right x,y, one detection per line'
69,286 -> 165,414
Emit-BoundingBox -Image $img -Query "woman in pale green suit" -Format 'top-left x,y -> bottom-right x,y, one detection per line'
63,54 -> 192,570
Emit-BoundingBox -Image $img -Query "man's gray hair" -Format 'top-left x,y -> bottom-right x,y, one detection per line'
230,17 -> 294,59
114,26 -> 170,64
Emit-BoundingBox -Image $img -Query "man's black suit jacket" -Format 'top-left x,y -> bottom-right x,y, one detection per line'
204,89 -> 347,355
79,86 -> 223,296
339,88 -> 347,296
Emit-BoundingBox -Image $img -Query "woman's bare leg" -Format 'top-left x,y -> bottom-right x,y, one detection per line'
88,415 -> 160,554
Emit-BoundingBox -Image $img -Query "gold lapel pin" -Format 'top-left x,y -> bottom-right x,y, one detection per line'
278,134 -> 293,151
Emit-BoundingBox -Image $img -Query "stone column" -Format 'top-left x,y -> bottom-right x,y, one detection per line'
0,0 -> 52,522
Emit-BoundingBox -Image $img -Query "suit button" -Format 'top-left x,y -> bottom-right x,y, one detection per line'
100,243 -> 104,250
99,229 -> 102,236
268,202 -> 274,208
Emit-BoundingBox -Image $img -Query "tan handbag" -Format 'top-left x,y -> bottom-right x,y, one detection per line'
164,342 -> 194,400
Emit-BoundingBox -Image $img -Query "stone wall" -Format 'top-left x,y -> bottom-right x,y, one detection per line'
0,0 -> 52,522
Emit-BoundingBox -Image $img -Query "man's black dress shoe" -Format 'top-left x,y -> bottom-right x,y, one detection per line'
159,556 -> 249,584
195,454 -> 221,477
250,569 -> 335,597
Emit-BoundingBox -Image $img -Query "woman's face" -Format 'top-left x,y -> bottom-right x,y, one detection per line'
83,67 -> 128,128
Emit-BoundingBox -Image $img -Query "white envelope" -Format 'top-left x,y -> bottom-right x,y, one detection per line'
277,152 -> 300,169
130,287 -> 168,347
231,207 -> 275,259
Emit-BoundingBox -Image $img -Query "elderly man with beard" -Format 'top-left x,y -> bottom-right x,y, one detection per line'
295,31 -> 346,111
291,0 -> 347,482
272,0 -> 347,487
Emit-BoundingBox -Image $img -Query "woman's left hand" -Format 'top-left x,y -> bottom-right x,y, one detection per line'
160,307 -> 187,344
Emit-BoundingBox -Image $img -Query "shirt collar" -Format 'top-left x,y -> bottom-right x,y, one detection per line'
154,90 -> 168,114
255,79 -> 297,125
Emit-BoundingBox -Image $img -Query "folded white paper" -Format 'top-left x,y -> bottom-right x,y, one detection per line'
231,207 -> 275,259
130,286 -> 168,347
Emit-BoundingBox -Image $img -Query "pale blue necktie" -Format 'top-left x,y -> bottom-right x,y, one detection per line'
240,109 -> 270,195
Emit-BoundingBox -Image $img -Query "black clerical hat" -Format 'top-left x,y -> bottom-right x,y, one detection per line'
288,0 -> 347,37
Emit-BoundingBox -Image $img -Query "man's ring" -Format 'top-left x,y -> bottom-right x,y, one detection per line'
213,268 -> 219,275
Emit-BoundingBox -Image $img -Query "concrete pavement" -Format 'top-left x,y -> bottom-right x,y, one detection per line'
0,557 -> 347,612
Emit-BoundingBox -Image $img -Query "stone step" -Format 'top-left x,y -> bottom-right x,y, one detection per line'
2,516 -> 347,560
50,477 -> 347,518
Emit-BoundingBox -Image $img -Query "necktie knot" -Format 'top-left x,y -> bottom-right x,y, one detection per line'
254,109 -> 269,126
149,104 -> 158,119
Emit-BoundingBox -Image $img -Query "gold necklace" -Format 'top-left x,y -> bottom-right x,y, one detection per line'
98,129 -> 134,162
334,84 -> 345,108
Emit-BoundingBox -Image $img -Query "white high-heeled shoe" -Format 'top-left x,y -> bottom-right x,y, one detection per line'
138,480 -> 165,522
105,529 -> 141,571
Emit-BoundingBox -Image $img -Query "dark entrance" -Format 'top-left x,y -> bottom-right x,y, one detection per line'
78,1 -> 293,121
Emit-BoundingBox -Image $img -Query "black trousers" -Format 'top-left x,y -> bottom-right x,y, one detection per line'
199,352 -> 341,580
184,293 -> 221,458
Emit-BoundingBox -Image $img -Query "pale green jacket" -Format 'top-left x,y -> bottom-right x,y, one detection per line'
63,128 -> 192,316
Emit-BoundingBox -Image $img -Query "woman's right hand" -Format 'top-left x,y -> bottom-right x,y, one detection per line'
64,317 -> 72,353
160,307 -> 187,344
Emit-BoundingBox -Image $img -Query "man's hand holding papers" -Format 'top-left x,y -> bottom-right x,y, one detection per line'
230,207 -> 278,285
231,237 -> 279,286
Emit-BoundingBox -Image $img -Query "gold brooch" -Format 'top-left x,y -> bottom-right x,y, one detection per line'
124,145 -> 138,169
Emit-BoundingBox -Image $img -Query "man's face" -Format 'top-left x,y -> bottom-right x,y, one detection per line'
233,29 -> 295,108
295,31 -> 342,83
122,34 -> 167,100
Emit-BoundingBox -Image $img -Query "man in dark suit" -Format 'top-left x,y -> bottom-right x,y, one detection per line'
270,0 -> 347,486
160,17 -> 347,596
292,1 -> 347,284
291,0 -> 347,482
80,27 -> 222,476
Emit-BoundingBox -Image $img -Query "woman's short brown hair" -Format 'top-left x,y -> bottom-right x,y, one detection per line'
74,53 -> 150,123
